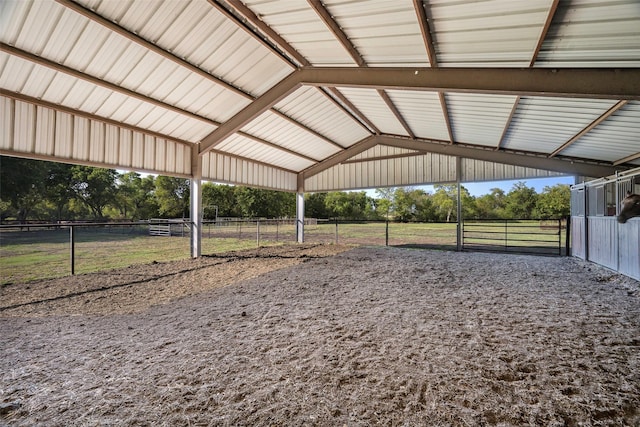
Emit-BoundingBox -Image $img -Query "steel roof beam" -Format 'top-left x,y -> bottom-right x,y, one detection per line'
310,0 -> 414,138
300,135 -> 379,180
298,67 -> 640,100
376,135 -> 622,177
614,152 -> 640,166
0,43 -> 215,125
199,73 -> 302,153
497,0 -> 560,151
549,100 -> 629,158
324,87 -> 381,134
59,0 -> 345,154
217,0 -> 374,139
1,44 -> 320,164
414,0 -> 455,144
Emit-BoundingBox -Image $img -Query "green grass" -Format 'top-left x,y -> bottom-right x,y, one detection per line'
0,220 -> 566,284
0,228 -> 282,284
462,220 -> 566,254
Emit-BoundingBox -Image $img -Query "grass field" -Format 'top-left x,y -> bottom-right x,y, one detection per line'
0,227 -> 275,284
0,220 -> 564,284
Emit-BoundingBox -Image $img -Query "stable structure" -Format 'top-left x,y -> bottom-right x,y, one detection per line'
571,167 -> 640,280
1,0 -> 639,259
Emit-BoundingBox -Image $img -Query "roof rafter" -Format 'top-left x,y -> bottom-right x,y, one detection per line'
614,152 -> 640,166
210,0 -> 305,67
324,87 -> 381,134
207,148 -> 298,175
549,100 -> 629,158
3,90 -> 193,150
497,0 -> 560,150
1,43 -> 213,125
300,135 -> 378,180
376,135 -> 620,177
58,0 -> 343,153
216,0 -> 374,138
342,150 -> 424,165
309,0 -> 415,138
0,44 -> 320,165
199,73 -> 302,153
199,64 -> 639,157
414,0 -> 454,144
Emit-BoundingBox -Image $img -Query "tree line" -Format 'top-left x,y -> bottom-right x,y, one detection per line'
0,156 -> 570,223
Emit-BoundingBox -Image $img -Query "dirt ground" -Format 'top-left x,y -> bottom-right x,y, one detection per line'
1,243 -> 639,426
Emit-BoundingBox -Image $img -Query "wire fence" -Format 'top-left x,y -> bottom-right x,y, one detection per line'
0,218 -> 565,284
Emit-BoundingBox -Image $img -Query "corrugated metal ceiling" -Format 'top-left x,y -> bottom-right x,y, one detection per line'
1,0 -> 639,193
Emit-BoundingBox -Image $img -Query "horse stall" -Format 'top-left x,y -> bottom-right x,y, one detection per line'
571,167 -> 640,280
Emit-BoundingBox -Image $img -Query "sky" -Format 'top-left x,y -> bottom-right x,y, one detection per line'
365,175 -> 577,198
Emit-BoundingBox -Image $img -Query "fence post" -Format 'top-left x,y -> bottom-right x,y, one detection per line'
385,220 -> 389,246
565,216 -> 571,256
69,225 -> 75,275
504,220 -> 508,251
256,220 -> 260,247
335,218 -> 339,244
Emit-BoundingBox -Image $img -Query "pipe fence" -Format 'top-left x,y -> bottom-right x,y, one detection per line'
1,218 -> 566,284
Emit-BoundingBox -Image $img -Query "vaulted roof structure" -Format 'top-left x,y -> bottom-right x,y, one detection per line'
1,0 -> 639,193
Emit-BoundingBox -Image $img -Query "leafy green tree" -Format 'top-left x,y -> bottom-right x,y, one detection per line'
375,187 -> 394,219
202,183 -> 238,218
0,156 -> 48,222
234,187 -> 262,218
432,185 -> 457,222
0,198 -> 11,222
305,192 -> 330,218
504,182 -> 538,219
324,191 -> 376,220
44,162 -> 75,221
393,187 -> 427,222
413,190 -> 436,222
155,176 -> 190,218
70,166 -> 118,220
534,184 -> 570,218
475,188 -> 507,219
459,186 -> 476,220
113,172 -> 159,220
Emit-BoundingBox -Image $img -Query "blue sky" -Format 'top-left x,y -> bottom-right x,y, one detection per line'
365,175 -> 577,198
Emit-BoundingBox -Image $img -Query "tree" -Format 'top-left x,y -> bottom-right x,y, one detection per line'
324,191 -> 376,220
393,187 -> 425,221
432,185 -> 457,222
70,166 -> 118,220
534,184 -> 570,218
504,182 -> 538,219
375,187 -> 395,219
155,176 -> 190,218
0,157 -> 48,222
202,183 -> 238,219
113,172 -> 159,220
475,188 -> 507,219
44,162 -> 75,221
305,192 -> 330,218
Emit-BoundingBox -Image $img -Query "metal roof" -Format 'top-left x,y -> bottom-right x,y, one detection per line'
1,0 -> 639,193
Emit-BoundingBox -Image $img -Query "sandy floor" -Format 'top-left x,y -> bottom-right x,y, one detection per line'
1,244 -> 639,426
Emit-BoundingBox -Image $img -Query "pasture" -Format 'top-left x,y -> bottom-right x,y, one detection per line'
1,244 -> 638,426
1,220 -> 566,284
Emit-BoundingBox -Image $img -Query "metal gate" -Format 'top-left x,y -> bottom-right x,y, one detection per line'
463,219 -> 564,256
570,167 -> 640,281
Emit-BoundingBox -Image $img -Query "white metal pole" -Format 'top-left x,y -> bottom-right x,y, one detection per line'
190,177 -> 202,258
296,192 -> 305,243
